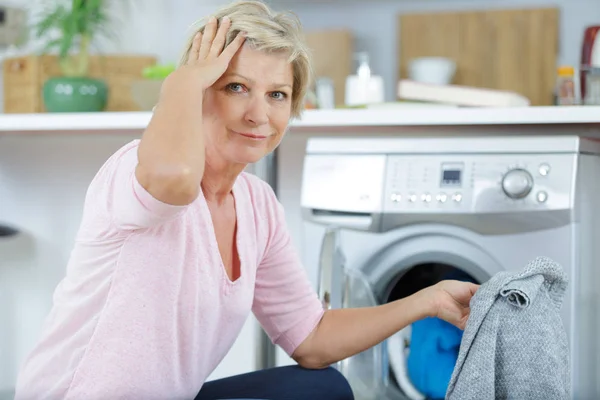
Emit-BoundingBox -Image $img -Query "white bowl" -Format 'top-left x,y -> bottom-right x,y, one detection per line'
408,57 -> 456,85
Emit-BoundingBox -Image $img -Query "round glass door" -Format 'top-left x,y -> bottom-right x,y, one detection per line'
384,262 -> 479,400
330,232 -> 503,400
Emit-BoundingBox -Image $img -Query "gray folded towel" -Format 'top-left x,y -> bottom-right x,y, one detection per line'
446,256 -> 570,400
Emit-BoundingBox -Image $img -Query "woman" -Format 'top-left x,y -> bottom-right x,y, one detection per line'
14,1 -> 479,399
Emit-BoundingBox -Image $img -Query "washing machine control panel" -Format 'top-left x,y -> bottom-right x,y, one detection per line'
383,154 -> 576,213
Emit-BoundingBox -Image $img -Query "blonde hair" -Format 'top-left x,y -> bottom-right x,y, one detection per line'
179,0 -> 312,118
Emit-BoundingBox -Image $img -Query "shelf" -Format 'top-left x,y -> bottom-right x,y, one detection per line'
1,106 -> 600,134
291,106 -> 600,127
0,112 -> 151,133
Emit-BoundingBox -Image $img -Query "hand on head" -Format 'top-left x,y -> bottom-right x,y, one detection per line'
186,16 -> 246,90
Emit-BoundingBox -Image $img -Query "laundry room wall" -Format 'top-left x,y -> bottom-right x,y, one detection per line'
281,0 -> 599,102
0,0 -> 171,56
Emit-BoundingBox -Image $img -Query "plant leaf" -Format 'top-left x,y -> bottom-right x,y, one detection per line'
34,6 -> 68,39
58,11 -> 76,59
38,37 -> 62,55
32,0 -> 134,74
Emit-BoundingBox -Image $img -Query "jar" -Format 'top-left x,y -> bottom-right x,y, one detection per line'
315,77 -> 335,109
556,66 -> 577,105
584,67 -> 600,105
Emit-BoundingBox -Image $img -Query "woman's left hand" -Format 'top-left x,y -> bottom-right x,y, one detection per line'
428,280 -> 480,330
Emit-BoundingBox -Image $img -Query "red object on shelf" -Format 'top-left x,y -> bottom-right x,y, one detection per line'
580,25 -> 600,99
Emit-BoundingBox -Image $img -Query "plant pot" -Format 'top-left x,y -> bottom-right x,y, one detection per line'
42,76 -> 108,112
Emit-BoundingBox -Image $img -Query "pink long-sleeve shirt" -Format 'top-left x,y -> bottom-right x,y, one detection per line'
14,140 -> 324,400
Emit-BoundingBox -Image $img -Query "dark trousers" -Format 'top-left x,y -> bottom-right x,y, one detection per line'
195,365 -> 354,400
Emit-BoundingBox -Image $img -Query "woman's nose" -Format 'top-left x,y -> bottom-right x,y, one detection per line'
244,99 -> 269,126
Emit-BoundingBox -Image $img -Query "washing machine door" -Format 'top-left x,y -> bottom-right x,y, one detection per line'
318,225 -> 504,400
362,230 -> 501,400
318,227 -> 388,400
317,226 -> 345,311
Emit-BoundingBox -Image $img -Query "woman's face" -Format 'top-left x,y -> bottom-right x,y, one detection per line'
202,43 -> 294,166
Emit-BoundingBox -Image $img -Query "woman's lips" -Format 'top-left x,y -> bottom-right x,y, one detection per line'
235,131 -> 268,140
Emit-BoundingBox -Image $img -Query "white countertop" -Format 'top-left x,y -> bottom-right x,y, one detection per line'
292,106 -> 600,127
1,106 -> 600,134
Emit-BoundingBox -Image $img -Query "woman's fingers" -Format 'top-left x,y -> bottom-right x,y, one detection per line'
198,16 -> 217,60
191,15 -> 243,67
188,32 -> 202,64
219,31 -> 246,63
209,16 -> 231,59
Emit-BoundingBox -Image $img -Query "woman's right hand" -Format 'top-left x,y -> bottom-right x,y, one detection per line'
137,16 -> 244,207
166,16 -> 246,93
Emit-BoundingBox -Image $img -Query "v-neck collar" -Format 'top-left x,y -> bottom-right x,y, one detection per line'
202,178 -> 244,286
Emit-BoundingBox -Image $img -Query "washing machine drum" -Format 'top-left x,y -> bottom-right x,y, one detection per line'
339,262 -> 481,400
389,264 -> 478,400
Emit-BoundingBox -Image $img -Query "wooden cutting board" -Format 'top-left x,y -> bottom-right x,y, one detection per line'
305,29 -> 354,107
398,8 -> 559,105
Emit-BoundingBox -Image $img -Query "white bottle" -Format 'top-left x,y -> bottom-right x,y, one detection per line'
344,52 -> 384,107
315,77 -> 335,109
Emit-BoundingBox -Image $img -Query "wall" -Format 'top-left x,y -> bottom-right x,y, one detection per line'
1,0 -> 175,61
286,0 -> 600,101
4,0 -> 594,102
0,133 -> 140,393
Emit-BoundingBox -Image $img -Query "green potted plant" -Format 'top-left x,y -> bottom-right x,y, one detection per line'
34,0 -> 121,112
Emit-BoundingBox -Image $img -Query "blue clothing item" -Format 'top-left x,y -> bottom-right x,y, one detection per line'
195,365 -> 354,400
407,270 -> 475,399
407,317 -> 463,399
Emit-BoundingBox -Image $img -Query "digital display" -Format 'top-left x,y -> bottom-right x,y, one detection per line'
441,163 -> 464,187
443,170 -> 461,182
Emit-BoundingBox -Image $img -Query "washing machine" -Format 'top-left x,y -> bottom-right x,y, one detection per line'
299,135 -> 599,400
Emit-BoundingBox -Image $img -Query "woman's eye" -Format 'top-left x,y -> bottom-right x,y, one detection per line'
271,91 -> 287,100
227,83 -> 245,92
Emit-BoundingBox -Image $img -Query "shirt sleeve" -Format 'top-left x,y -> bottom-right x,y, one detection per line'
89,140 -> 189,231
251,184 -> 325,357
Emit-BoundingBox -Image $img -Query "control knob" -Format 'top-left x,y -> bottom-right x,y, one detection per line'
501,168 -> 533,199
